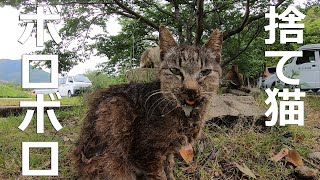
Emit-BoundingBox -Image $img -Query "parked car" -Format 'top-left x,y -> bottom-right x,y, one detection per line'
283,44 -> 320,92
261,67 -> 279,88
262,44 -> 320,92
32,75 -> 93,97
58,75 -> 93,97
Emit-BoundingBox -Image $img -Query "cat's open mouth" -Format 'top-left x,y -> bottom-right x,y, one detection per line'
185,98 -> 196,106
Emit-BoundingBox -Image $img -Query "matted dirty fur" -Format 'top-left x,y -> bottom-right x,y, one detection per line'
73,26 -> 222,180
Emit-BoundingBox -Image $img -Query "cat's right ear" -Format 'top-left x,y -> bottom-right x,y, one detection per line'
159,25 -> 177,59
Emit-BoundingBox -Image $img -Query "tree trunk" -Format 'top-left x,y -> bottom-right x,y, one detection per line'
195,0 -> 204,45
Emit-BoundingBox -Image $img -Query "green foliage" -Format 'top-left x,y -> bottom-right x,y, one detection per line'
0,83 -> 31,98
302,5 -> 320,44
1,0 -> 297,74
86,71 -> 126,89
3,0 -> 320,80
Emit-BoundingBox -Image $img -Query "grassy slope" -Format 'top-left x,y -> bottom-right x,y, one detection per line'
0,94 -> 319,179
0,84 -> 32,98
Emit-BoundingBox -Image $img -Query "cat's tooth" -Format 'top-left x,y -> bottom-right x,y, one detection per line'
182,105 -> 193,117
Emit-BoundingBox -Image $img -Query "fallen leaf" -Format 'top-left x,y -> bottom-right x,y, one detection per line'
63,136 -> 71,142
294,134 -> 304,143
269,148 -> 289,162
63,136 -> 74,142
286,150 -> 304,167
235,162 -> 256,179
179,144 -> 194,164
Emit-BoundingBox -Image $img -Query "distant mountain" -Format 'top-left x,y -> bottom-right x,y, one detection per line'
0,59 -> 50,84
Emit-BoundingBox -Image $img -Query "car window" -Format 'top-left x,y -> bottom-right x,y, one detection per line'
59,78 -> 66,84
267,67 -> 276,74
68,77 -> 74,83
296,50 -> 315,65
285,57 -> 294,65
73,76 -> 91,83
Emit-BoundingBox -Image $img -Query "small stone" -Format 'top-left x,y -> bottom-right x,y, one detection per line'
214,171 -> 220,177
295,166 -> 319,179
308,152 -> 320,161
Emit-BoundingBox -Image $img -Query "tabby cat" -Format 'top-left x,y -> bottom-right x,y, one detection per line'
73,26 -> 222,180
139,46 -> 160,68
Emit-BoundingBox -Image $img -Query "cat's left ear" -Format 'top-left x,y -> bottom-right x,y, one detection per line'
204,29 -> 223,64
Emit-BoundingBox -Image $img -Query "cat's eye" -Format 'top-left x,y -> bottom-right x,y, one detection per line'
169,68 -> 182,75
200,69 -> 212,77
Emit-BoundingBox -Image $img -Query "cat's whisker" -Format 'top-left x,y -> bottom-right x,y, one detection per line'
147,97 -> 166,116
161,93 -> 179,115
161,101 -> 172,114
150,98 -> 166,115
144,91 -> 170,109
142,89 -> 161,99
161,105 -> 179,117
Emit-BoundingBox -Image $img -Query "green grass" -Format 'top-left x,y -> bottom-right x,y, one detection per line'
174,122 -> 319,179
0,96 -> 83,106
304,95 -> 320,111
0,92 -> 319,179
0,106 -> 84,179
0,83 -> 32,98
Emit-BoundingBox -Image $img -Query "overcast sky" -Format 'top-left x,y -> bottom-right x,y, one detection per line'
0,0 -> 309,75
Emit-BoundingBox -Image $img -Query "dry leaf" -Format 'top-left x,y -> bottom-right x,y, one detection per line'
179,144 -> 194,164
286,150 -> 304,167
295,134 -> 304,143
235,162 -> 256,179
63,136 -> 71,142
270,148 -> 289,162
63,136 -> 74,142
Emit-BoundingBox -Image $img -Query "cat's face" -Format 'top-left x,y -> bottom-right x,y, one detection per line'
159,26 -> 222,112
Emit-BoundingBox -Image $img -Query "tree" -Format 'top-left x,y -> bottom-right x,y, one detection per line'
0,0 -> 294,73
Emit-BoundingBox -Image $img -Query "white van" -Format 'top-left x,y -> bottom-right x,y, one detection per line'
284,44 -> 320,92
58,75 -> 93,97
32,75 -> 92,97
263,44 -> 320,92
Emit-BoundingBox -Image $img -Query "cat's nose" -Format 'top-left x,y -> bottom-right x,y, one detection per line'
185,89 -> 198,99
183,77 -> 199,93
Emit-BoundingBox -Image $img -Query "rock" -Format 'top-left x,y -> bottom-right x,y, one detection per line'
204,95 -> 269,128
205,95 -> 265,118
126,68 -> 158,83
308,152 -> 320,162
295,166 -> 319,179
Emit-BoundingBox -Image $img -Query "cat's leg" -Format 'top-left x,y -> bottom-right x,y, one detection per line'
77,155 -> 137,180
134,157 -> 167,180
164,153 -> 176,180
144,169 -> 166,180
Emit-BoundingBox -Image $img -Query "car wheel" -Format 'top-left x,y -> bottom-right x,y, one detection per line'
312,89 -> 319,93
68,90 -> 72,98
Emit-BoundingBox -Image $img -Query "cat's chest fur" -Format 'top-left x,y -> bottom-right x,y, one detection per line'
128,81 -> 208,154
